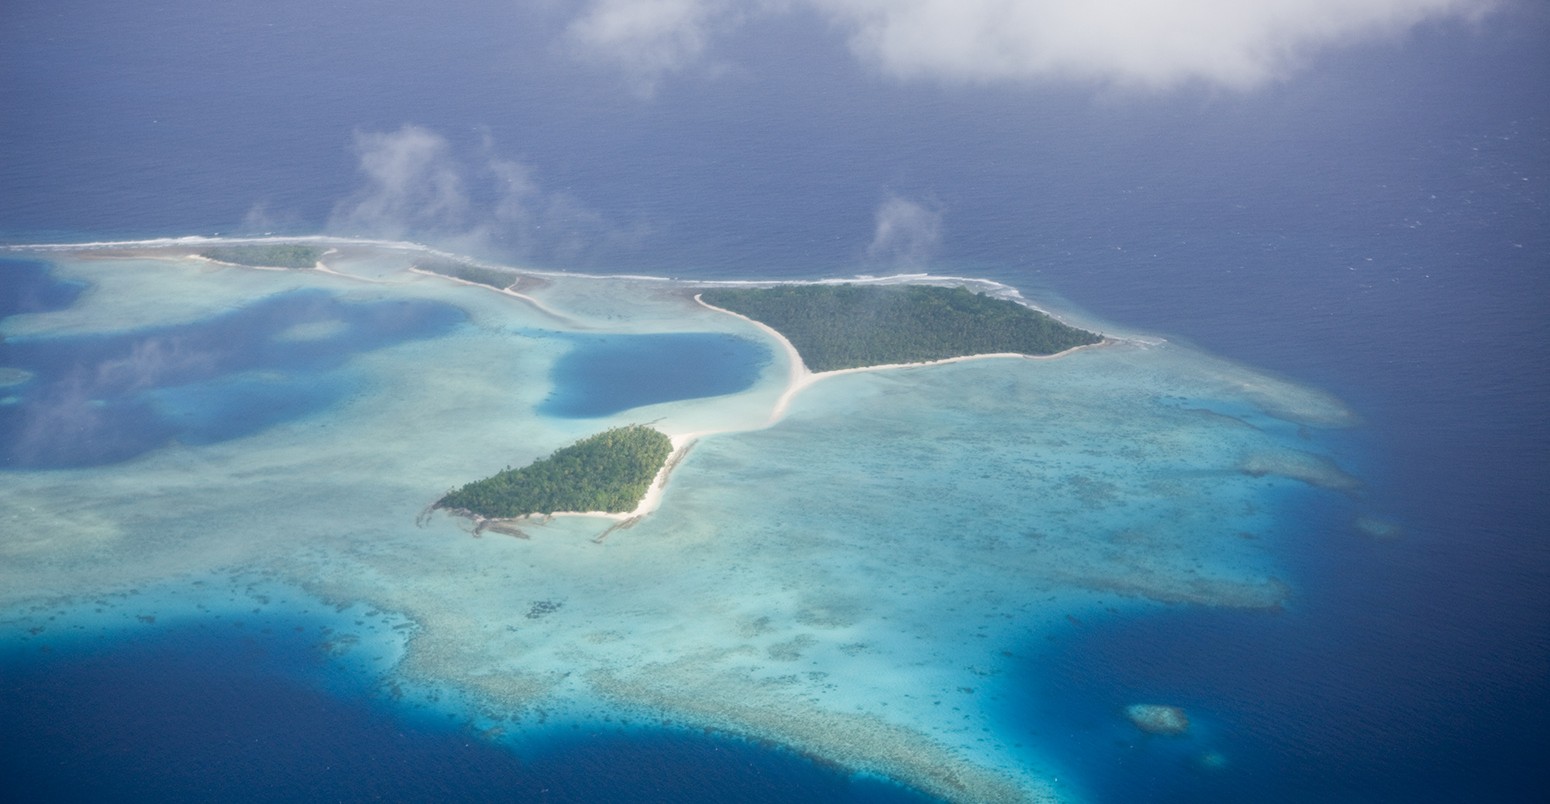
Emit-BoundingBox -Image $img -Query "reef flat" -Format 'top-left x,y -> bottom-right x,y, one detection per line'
0,239 -> 1362,803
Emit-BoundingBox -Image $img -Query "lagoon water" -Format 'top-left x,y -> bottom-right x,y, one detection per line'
541,332 -> 770,419
2,2 -> 1548,802
0,276 -> 465,468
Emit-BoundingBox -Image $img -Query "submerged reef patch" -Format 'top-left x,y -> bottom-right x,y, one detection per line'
1125,704 -> 1191,736
1240,449 -> 1363,494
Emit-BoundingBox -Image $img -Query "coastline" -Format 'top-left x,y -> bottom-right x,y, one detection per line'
478,431 -> 700,527
406,266 -> 579,325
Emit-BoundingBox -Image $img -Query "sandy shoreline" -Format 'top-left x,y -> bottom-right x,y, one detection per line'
406,266 -> 578,324
513,431 -> 699,525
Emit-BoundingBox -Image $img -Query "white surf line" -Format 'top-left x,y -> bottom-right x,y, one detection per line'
5,234 -> 372,252
689,273 -> 1127,349
8,235 -> 1154,345
2,235 -> 686,286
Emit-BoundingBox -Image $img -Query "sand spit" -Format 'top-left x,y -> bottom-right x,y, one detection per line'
186,253 -> 290,272
407,267 -> 579,326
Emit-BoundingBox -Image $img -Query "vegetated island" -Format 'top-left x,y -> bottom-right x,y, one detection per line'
434,425 -> 673,522
198,244 -> 322,269
412,257 -> 524,291
698,283 -> 1102,372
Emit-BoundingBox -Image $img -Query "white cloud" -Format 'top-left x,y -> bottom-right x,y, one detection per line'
867,195 -> 942,268
565,0 -> 736,95
564,0 -> 1496,90
812,0 -> 1495,88
329,125 -> 637,262
330,125 -> 469,239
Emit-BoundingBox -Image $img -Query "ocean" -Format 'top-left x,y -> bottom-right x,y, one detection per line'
2,2 -> 1547,802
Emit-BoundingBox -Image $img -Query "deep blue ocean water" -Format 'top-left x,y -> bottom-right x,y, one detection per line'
2,1 -> 1547,802
0,619 -> 930,804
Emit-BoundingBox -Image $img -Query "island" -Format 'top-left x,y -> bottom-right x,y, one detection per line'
412,257 -> 524,291
698,283 -> 1102,372
434,425 -> 673,519
197,244 -> 323,269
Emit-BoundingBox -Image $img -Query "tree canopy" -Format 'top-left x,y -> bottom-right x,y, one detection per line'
699,284 -> 1101,372
199,244 -> 322,269
436,425 -> 673,518
413,258 -> 521,291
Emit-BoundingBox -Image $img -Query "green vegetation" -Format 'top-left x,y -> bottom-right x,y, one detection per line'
414,258 -> 520,291
199,244 -> 322,269
436,425 -> 673,518
699,284 -> 1101,372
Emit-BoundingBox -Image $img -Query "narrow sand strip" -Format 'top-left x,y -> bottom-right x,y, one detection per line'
407,267 -> 578,325
310,255 -> 393,285
189,251 -> 395,285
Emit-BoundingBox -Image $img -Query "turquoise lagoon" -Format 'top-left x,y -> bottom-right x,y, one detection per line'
0,241 -> 1360,802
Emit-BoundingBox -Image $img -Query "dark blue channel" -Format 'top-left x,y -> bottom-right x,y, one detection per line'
1004,492 -> 1550,804
0,622 -> 936,804
539,332 -> 770,419
0,267 -> 466,469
